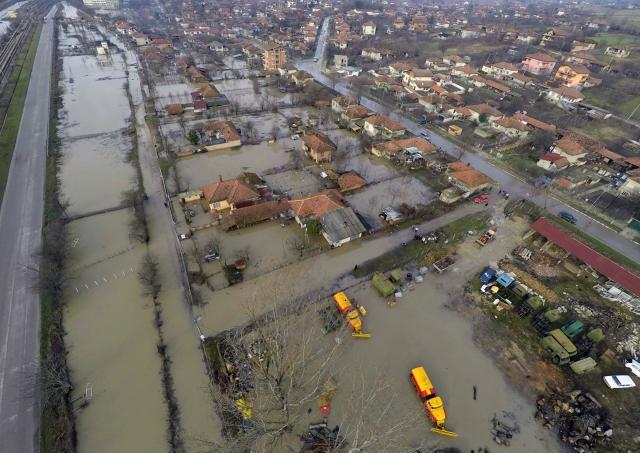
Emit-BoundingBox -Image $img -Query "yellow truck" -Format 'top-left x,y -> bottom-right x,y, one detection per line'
410,367 -> 457,437
333,292 -> 371,339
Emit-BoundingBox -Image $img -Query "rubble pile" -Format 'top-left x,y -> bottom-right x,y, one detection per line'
535,389 -> 612,452
490,411 -> 520,446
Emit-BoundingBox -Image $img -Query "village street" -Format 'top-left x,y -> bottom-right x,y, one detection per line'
297,17 -> 640,264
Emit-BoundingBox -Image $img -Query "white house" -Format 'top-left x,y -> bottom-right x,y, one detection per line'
362,21 -> 377,36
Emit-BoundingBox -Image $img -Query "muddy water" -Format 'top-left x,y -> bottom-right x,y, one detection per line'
59,133 -> 136,213
58,46 -> 135,214
61,54 -> 131,136
154,82 -> 193,106
194,222 -> 314,279
346,176 -> 434,228
329,280 -> 559,452
58,22 -> 168,452
176,142 -> 293,187
196,216 -> 560,451
64,211 -> 167,453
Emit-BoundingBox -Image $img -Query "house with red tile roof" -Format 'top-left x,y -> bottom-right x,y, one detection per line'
552,136 -> 588,164
302,131 -> 336,163
522,53 -> 557,75
289,189 -> 346,225
466,104 -> 502,123
202,178 -> 260,212
537,153 -> 570,172
363,115 -> 405,139
221,199 -> 290,230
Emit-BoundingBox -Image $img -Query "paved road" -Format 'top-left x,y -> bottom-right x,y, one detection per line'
298,17 -> 640,264
0,6 -> 57,452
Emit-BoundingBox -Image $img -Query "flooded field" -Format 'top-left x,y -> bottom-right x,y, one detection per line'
59,132 -> 135,213
263,169 -> 325,197
328,279 -> 560,452
64,211 -> 167,453
194,221 -> 316,280
176,142 -> 294,187
61,54 -> 130,137
346,176 -> 434,228
58,17 -> 170,453
154,81 -> 194,106
58,48 -> 135,214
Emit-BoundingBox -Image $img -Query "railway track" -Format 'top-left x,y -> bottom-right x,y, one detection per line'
0,0 -> 51,85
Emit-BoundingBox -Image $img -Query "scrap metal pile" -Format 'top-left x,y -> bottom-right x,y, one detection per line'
535,389 -> 612,452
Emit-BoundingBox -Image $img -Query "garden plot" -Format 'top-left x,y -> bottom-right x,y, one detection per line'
346,176 -> 435,229
263,169 -> 326,198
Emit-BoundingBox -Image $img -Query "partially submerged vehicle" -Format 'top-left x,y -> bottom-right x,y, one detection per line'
410,367 -> 457,437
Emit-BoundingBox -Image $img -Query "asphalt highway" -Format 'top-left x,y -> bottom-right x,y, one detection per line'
298,17 -> 640,264
0,6 -> 57,452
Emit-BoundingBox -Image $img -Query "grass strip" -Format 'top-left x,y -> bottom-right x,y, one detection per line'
0,23 -> 42,202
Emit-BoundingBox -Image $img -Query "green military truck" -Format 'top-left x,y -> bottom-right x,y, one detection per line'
541,329 -> 577,365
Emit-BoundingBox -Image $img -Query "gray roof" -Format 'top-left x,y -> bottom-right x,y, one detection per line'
321,207 -> 366,244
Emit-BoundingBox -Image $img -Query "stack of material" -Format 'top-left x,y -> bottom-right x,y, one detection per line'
535,389 -> 612,452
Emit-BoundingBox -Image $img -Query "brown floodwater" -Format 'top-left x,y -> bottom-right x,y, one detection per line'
58,45 -> 135,215
58,18 -> 168,452
64,211 -> 167,453
195,217 -> 561,451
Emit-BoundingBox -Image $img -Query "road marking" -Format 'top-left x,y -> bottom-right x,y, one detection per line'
94,281 -> 99,286
103,277 -> 108,283
75,288 -> 79,293
113,273 -> 118,279
84,283 -> 88,289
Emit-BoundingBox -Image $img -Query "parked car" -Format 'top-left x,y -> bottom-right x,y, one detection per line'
178,232 -> 191,240
204,252 -> 220,262
559,211 -> 577,225
420,131 -> 430,138
313,57 -> 319,62
473,194 -> 490,204
603,375 -> 636,389
291,134 -> 300,140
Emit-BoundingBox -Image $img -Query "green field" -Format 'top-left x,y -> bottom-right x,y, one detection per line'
592,33 -> 640,49
0,25 -> 42,203
584,77 -> 640,118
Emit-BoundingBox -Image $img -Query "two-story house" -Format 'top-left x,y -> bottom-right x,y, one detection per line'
521,53 -> 557,75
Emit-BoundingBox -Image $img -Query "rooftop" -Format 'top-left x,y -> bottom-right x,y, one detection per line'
531,218 -> 640,297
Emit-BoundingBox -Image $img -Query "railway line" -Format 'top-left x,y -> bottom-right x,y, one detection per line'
0,0 -> 51,88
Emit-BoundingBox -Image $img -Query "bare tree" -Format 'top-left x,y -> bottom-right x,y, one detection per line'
138,252 -> 162,299
201,299 -> 420,453
286,236 -> 306,257
205,301 -> 345,452
243,120 -> 257,144
205,233 -> 222,256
